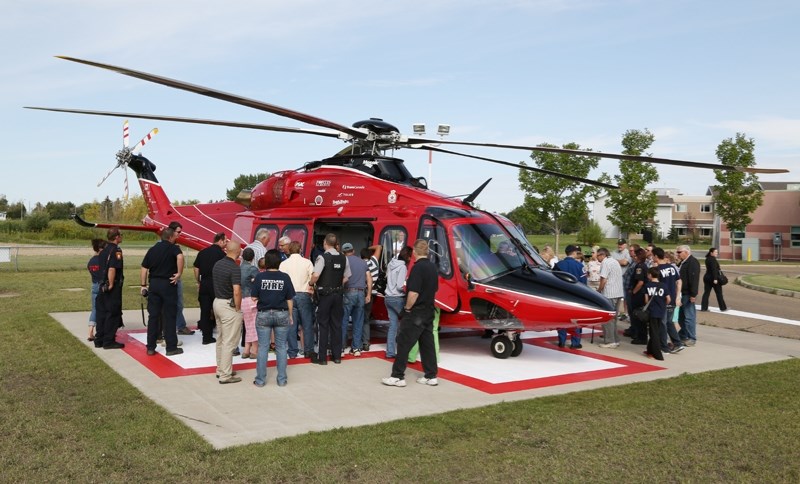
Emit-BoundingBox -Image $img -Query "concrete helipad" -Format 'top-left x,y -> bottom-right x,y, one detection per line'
52,308 -> 800,449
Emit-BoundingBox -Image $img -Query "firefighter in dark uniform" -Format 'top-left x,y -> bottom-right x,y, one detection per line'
140,226 -> 184,356
95,227 -> 125,349
194,232 -> 227,344
310,233 -> 351,364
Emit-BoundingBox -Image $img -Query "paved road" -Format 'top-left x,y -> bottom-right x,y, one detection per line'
698,264 -> 800,340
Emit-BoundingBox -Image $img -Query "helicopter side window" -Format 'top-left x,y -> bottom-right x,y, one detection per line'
418,215 -> 452,278
452,223 -> 524,282
252,224 -> 279,250
380,227 -> 408,258
280,225 -> 308,254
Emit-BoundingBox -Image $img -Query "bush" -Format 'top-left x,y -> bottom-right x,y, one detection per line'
24,212 -> 50,232
577,221 -> 605,247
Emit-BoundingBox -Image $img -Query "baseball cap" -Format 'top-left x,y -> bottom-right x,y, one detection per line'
617,238 -> 626,245
565,244 -> 580,255
341,242 -> 354,252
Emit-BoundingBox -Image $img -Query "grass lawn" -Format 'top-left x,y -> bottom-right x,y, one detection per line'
743,274 -> 800,292
2,262 -> 800,481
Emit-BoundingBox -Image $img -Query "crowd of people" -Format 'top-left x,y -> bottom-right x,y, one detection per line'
87,224 -> 727,384
87,226 -> 440,389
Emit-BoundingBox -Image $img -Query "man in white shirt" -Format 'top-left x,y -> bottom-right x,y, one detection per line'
279,241 -> 316,358
597,247 -> 624,348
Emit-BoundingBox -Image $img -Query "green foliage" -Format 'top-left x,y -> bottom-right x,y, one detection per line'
227,173 -> 270,201
518,143 -> 601,250
44,201 -> 76,220
24,211 -> 50,232
5,201 -> 26,219
712,133 -> 763,233
577,220 -> 605,246
0,194 -> 7,212
605,129 -> 659,237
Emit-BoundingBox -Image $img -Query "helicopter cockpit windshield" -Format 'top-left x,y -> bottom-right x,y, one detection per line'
452,223 -> 529,283
496,216 -> 548,268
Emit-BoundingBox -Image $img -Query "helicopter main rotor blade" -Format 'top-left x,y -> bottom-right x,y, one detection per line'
131,127 -> 158,154
24,107 -> 346,139
415,145 -> 619,190
405,137 -> 789,174
55,56 -> 367,140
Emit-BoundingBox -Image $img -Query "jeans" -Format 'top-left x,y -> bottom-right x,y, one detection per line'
89,281 -> 100,325
659,305 -> 682,350
678,294 -> 697,342
342,290 -> 365,350
255,310 -> 290,386
384,296 -> 405,357
293,293 -> 316,355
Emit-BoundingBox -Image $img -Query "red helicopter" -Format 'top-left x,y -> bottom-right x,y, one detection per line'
27,57 -> 788,358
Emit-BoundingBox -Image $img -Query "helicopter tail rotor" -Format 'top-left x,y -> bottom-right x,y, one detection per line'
99,121 -> 158,200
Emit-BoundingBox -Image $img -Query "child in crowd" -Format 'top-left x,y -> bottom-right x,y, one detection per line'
87,238 -> 106,341
643,267 -> 668,360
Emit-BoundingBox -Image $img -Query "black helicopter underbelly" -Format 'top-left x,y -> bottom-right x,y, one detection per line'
485,268 -> 615,312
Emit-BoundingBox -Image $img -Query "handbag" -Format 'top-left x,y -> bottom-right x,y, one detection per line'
718,270 -> 729,286
632,298 -> 653,323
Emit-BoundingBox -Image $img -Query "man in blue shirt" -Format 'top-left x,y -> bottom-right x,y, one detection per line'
554,245 -> 587,349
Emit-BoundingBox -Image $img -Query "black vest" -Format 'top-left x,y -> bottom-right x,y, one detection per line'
316,252 -> 346,293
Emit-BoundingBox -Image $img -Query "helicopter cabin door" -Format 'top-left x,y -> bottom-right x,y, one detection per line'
418,215 -> 459,313
312,219 -> 375,258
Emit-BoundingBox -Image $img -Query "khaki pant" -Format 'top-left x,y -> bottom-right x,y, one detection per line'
213,298 -> 243,380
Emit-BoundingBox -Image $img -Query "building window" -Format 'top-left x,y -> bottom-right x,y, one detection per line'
675,204 -> 687,212
700,204 -> 712,213
791,226 -> 800,248
700,228 -> 712,237
676,227 -> 687,236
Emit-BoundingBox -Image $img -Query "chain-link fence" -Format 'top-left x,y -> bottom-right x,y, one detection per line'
0,245 -> 198,272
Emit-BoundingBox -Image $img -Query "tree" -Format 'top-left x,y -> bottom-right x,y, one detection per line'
711,133 -> 763,261
0,194 -> 8,213
518,142 -> 601,252
577,220 -> 605,247
605,129 -> 659,238
227,173 -> 270,201
7,201 -> 26,219
44,201 -> 77,220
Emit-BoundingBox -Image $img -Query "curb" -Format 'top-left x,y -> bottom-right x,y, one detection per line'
735,276 -> 800,299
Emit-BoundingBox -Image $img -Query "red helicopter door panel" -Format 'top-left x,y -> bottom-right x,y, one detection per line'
418,215 -> 460,313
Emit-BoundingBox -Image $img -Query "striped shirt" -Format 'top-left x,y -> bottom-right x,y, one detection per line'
367,256 -> 379,294
599,257 -> 624,299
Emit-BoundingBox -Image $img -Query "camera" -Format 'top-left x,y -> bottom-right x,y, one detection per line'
99,281 -> 109,293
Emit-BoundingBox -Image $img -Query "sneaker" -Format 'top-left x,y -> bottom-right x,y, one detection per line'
416,377 -> 439,386
159,339 -> 183,347
177,327 -> 196,335
202,337 -> 217,345
216,371 -> 238,379
350,348 -> 362,357
381,377 -> 406,387
599,342 -> 620,348
166,348 -> 184,356
362,343 -> 371,351
232,347 -> 241,356
672,344 -> 686,353
219,376 -> 242,384
685,340 -> 696,347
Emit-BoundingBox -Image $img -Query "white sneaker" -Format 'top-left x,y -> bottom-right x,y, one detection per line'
381,377 -> 406,387
416,377 -> 439,386
599,342 -> 620,348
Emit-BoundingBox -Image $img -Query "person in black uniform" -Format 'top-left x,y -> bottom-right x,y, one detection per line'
382,239 -> 440,387
701,247 -> 728,312
310,233 -> 351,365
193,232 -> 227,344
95,227 -> 125,349
140,227 -> 185,356
628,248 -> 649,344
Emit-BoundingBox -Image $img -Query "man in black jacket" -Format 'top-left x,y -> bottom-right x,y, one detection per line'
677,245 -> 701,346
194,232 -> 227,344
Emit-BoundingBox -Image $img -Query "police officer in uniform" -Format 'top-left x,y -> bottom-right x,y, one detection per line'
140,226 -> 185,356
95,227 -> 125,349
310,233 -> 351,364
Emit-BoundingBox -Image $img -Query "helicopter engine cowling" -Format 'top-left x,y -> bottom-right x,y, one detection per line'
248,171 -> 294,210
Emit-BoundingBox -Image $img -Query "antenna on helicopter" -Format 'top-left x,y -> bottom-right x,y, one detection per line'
463,178 -> 493,206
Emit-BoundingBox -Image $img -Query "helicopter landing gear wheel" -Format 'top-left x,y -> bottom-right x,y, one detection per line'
490,334 -> 513,359
510,334 -> 523,357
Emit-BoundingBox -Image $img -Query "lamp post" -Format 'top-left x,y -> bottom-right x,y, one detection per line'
411,123 -> 449,189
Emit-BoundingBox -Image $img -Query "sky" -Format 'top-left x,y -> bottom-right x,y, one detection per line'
1,0 -> 799,215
